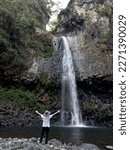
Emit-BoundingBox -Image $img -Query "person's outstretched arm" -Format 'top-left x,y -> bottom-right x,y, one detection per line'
35,110 -> 43,117
51,110 -> 60,117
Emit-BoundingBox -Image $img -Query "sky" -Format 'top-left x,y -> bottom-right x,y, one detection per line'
52,0 -> 70,9
46,0 -> 70,30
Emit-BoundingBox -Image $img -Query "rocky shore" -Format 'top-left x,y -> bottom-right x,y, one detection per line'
0,138 -> 101,150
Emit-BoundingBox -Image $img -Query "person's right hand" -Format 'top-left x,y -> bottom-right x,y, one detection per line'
35,110 -> 38,113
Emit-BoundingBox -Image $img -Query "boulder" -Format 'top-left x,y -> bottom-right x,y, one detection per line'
80,143 -> 100,150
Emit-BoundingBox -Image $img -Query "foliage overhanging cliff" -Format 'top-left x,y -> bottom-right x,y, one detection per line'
0,0 -> 54,82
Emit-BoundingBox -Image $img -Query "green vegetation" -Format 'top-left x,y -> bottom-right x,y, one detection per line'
0,86 -> 35,107
0,0 -> 58,111
36,74 -> 58,91
35,39 -> 54,58
0,86 -> 48,111
0,0 -> 55,77
84,102 -> 97,112
50,18 -> 60,33
0,73 -> 58,110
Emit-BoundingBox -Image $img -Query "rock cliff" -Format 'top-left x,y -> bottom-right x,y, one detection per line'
54,0 -> 113,126
28,0 -> 113,127
0,0 -> 113,127
56,0 -> 113,81
29,0 -> 113,81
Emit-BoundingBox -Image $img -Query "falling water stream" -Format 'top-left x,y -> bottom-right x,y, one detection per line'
61,36 -> 83,126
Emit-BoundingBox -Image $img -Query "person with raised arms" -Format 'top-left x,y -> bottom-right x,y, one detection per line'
35,110 -> 60,144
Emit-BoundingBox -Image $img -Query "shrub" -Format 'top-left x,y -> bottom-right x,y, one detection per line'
0,86 -> 48,111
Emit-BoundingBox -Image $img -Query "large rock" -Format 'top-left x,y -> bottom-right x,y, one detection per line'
80,143 -> 100,150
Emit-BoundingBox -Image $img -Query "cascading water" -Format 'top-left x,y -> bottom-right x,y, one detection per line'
61,36 -> 83,126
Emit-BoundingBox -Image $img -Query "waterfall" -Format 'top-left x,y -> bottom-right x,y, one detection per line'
61,36 -> 83,126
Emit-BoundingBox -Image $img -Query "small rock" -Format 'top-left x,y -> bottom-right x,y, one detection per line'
105,145 -> 113,149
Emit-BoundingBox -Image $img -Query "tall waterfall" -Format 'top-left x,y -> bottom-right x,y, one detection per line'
61,36 -> 83,126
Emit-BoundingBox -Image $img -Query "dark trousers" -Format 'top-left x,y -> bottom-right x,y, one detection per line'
39,127 -> 50,144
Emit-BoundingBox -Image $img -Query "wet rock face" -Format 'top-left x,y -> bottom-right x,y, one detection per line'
77,79 -> 113,127
66,36 -> 112,81
0,97 -> 61,128
0,103 -> 38,127
28,36 -> 63,80
38,37 -> 63,79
